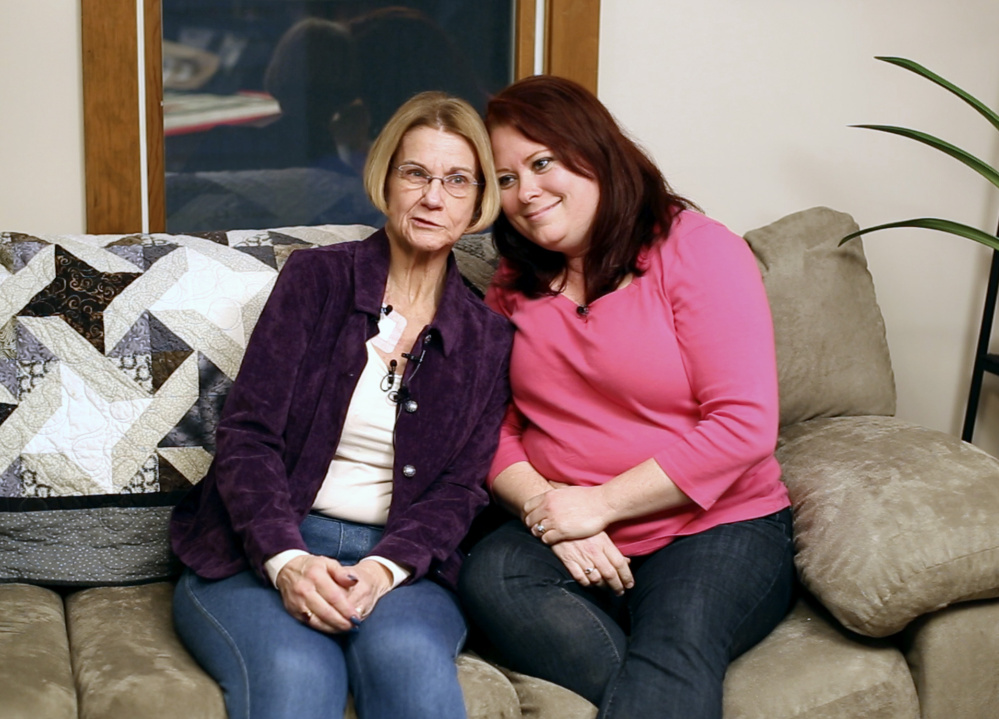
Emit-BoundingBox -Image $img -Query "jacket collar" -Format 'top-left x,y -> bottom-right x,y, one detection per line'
352,228 -> 471,357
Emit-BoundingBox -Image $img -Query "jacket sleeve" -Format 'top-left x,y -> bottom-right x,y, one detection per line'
483,268 -> 530,484
369,337 -> 512,581
211,249 -> 332,575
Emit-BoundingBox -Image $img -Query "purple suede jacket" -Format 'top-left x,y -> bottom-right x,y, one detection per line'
170,230 -> 513,590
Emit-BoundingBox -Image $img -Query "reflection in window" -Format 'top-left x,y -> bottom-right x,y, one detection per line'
163,1 -> 514,233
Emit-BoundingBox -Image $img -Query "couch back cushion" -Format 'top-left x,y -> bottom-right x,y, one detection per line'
743,206 -> 896,427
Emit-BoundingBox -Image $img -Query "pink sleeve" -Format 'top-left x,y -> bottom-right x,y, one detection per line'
486,403 -> 530,487
652,223 -> 779,509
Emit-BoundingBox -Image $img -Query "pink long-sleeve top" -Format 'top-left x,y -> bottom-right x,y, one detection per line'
486,211 -> 790,556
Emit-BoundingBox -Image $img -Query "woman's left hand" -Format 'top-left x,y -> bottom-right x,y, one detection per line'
524,485 -> 612,544
549,532 -> 633,595
341,559 -> 394,623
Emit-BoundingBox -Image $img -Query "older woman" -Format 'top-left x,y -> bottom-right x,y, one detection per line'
458,76 -> 794,719
170,92 -> 512,719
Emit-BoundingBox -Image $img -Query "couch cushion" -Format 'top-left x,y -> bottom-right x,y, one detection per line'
499,666 -> 598,719
902,598 -> 999,719
68,583 -> 523,719
778,415 -> 999,637
0,583 -> 77,719
455,653 -> 524,719
743,207 -> 896,426
0,224 -> 373,585
724,596 -> 919,718
67,582 -> 226,719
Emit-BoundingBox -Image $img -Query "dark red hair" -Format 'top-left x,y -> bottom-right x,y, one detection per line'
486,75 -> 695,302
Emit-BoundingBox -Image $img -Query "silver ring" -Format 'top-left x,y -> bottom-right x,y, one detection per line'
301,609 -> 313,622
584,567 -> 594,575
535,523 -> 547,534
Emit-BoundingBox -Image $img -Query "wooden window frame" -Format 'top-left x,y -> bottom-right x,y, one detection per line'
82,0 -> 600,234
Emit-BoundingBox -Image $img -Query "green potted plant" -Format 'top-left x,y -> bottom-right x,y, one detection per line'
840,56 -> 999,250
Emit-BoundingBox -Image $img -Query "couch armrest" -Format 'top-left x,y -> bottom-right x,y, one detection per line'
900,598 -> 999,719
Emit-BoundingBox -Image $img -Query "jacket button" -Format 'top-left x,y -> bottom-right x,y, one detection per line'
402,464 -> 416,477
404,399 -> 418,413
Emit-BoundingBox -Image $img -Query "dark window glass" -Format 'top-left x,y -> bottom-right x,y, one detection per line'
162,0 -> 514,233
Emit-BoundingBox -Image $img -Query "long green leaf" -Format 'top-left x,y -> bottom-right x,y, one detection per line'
853,124 -> 999,191
840,217 -> 999,251
877,56 -> 999,135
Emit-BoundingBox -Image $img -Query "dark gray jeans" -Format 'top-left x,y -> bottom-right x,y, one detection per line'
458,510 -> 794,719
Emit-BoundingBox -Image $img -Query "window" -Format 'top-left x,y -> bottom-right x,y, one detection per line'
81,0 -> 600,234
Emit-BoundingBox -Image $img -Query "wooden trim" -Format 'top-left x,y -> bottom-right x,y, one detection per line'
144,0 -> 166,232
514,0 -> 537,80
82,0 -> 143,234
547,0 -> 600,94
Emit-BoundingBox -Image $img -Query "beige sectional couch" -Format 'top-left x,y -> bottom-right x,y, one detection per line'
2,206 -> 998,718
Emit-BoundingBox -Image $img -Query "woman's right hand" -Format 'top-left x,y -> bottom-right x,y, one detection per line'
276,554 -> 363,633
549,532 -> 634,595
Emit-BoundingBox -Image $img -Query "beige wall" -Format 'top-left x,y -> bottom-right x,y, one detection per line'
0,0 -> 86,233
4,0 -> 999,453
600,0 -> 999,454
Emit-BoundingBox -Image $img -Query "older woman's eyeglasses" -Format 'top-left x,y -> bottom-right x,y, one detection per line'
393,164 -> 481,198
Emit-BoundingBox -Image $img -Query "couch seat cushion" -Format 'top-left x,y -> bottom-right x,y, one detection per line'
66,582 -> 226,719
499,666 -> 598,719
68,582 -> 523,719
778,416 -> 999,637
724,596 -> 919,718
0,583 -> 76,719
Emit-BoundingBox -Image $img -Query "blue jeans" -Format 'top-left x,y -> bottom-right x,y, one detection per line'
173,514 -> 468,719
458,510 -> 795,719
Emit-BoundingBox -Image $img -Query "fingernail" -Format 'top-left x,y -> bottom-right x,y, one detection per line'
350,615 -> 363,626
347,574 -> 359,583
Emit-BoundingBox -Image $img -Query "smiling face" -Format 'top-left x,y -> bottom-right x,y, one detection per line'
490,124 -> 601,263
383,125 -> 479,259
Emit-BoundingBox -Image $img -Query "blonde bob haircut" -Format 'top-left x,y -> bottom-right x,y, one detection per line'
363,91 -> 500,234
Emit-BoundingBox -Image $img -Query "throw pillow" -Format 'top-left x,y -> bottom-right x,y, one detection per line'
743,207 -> 896,427
779,415 -> 999,637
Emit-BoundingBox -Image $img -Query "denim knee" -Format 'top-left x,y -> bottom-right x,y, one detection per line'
173,569 -> 350,719
459,521 -> 627,705
346,580 -> 468,719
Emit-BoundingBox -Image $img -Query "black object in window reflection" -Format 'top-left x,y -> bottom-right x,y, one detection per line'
163,1 -> 512,234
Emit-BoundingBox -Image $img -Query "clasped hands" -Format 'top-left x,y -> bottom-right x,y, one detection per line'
523,484 -> 634,595
276,555 -> 393,633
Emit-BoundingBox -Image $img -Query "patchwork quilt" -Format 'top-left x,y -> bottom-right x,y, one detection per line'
0,224 -> 378,584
